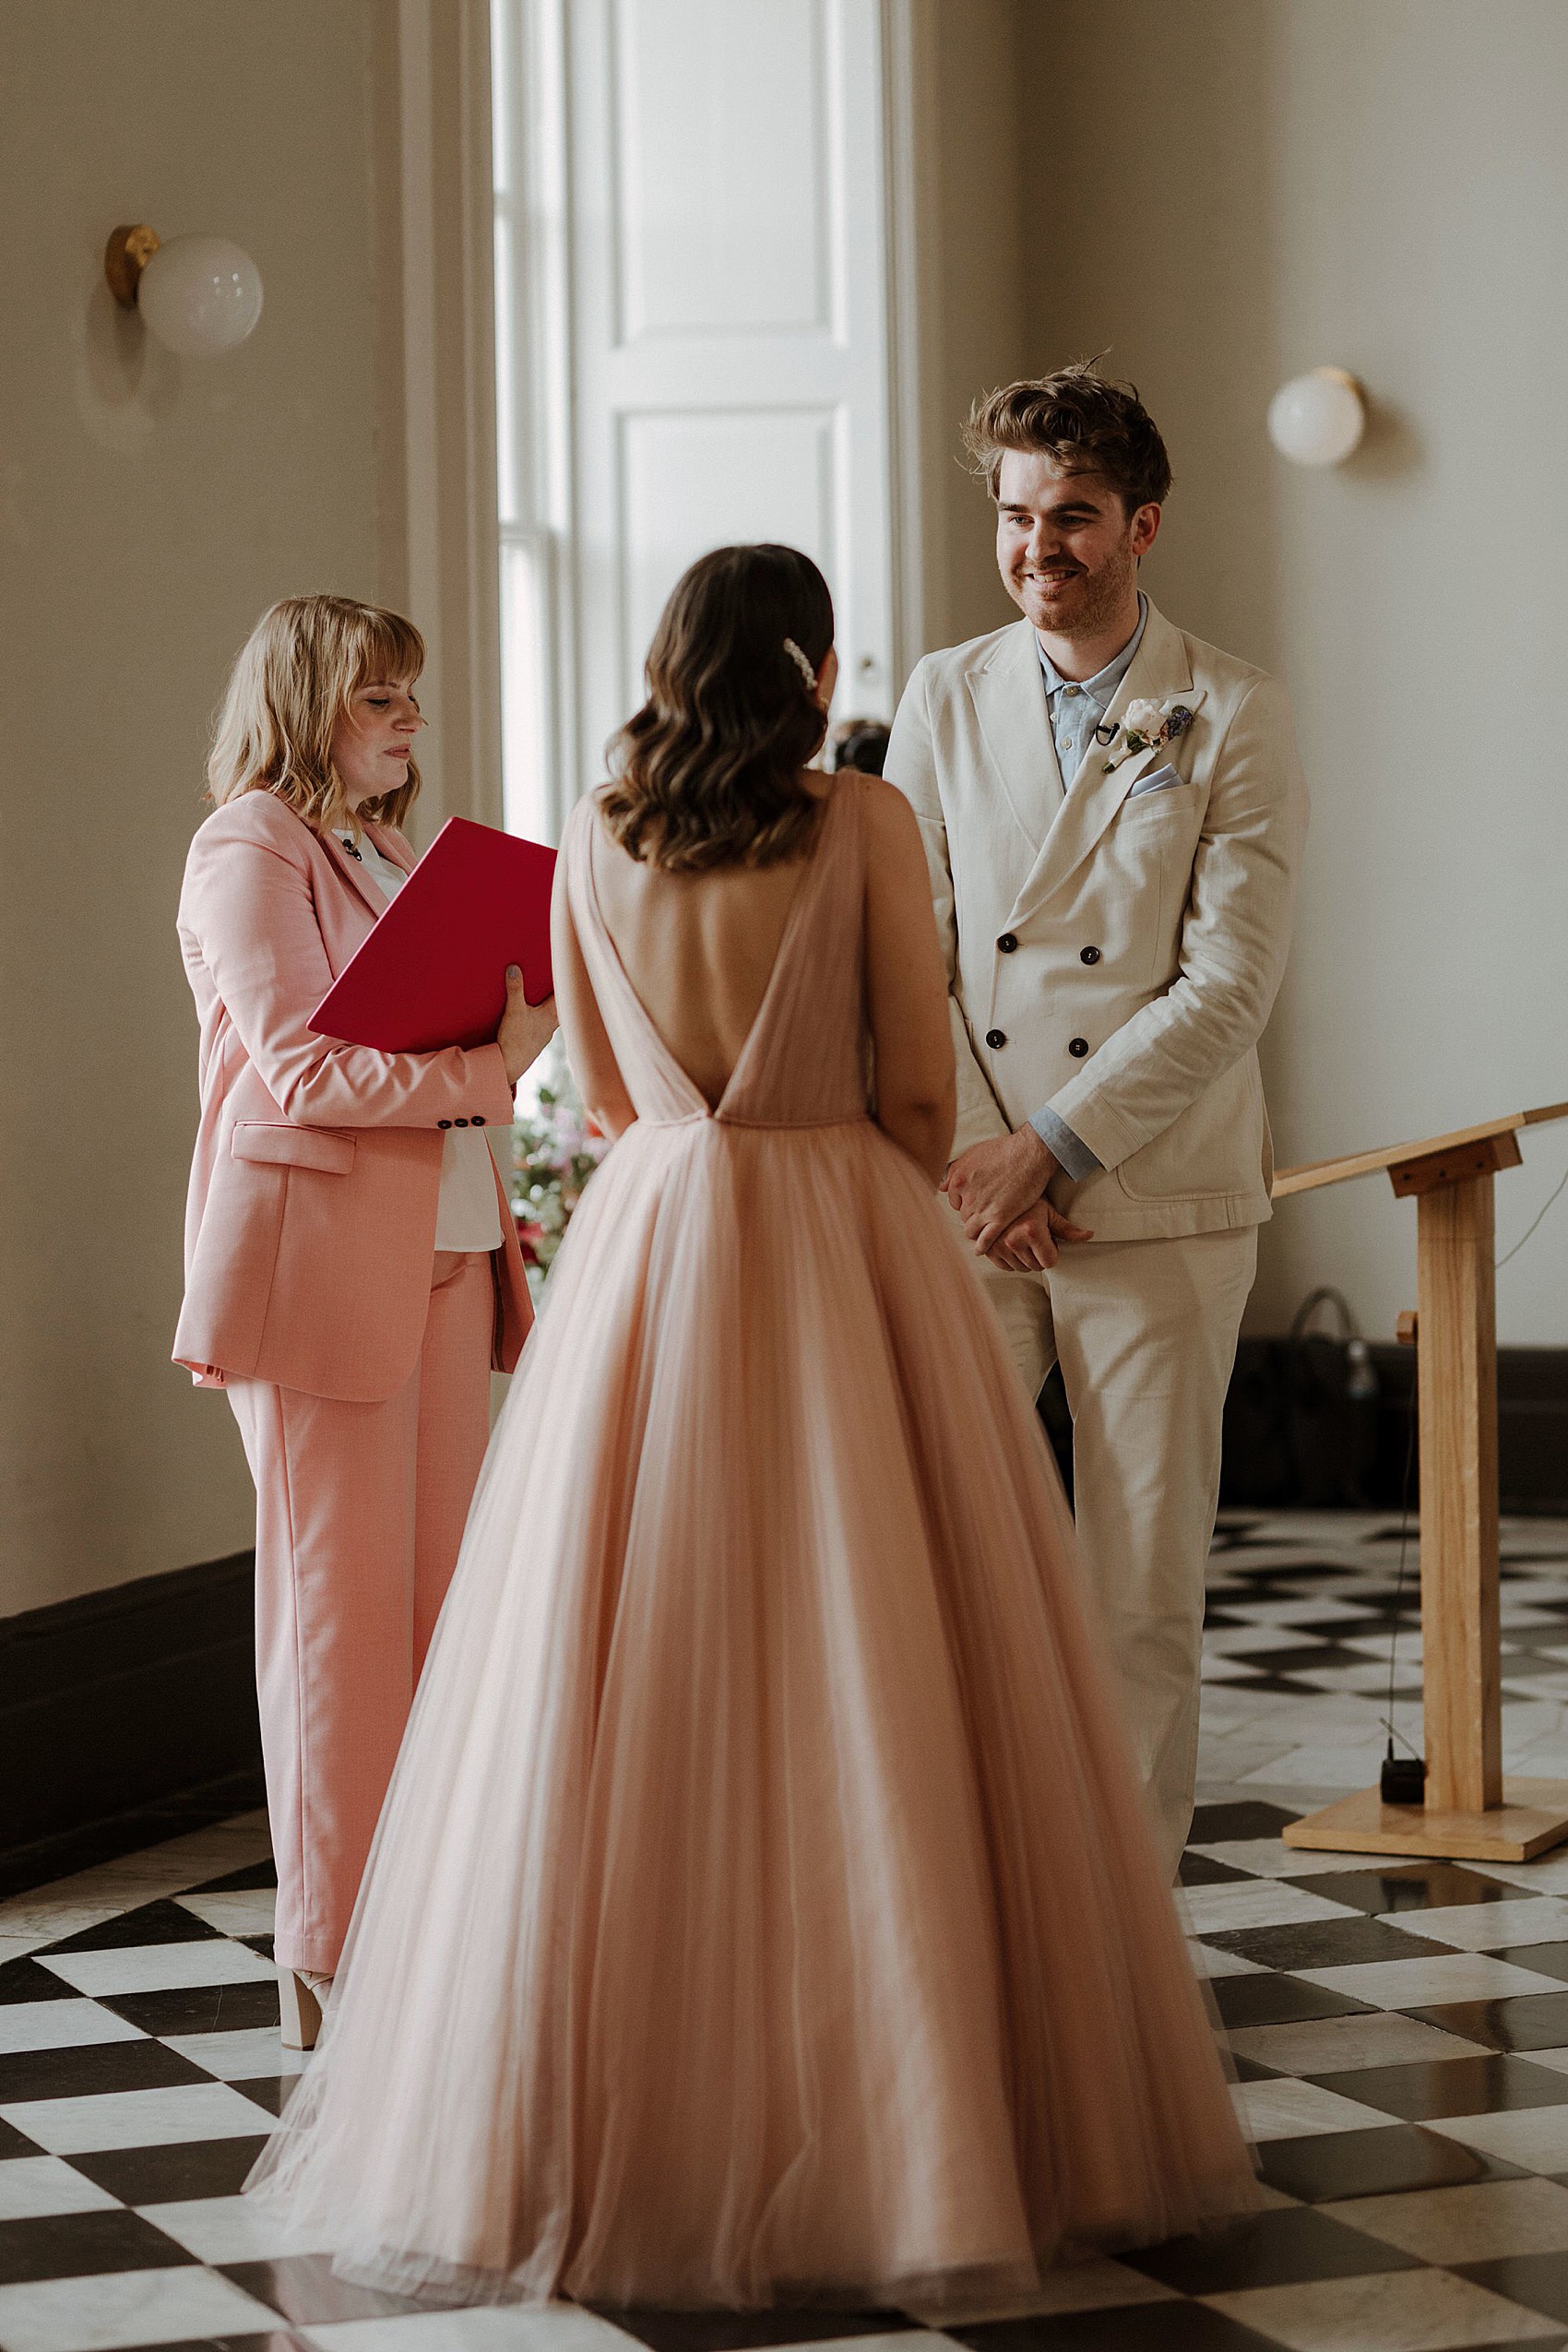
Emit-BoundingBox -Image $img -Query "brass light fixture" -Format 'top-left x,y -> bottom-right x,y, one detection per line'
102,221 -> 264,356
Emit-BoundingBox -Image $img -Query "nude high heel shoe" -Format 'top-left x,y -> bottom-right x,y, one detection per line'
278,1966 -> 330,2051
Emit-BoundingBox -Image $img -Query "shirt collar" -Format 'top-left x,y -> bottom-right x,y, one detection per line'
1036,592 -> 1147,707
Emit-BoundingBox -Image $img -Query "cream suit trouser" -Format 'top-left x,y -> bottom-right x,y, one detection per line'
965,1220 -> 1258,1880
228,1249 -> 495,1975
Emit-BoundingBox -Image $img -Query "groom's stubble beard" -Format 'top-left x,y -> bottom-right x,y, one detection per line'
1017,532 -> 1139,647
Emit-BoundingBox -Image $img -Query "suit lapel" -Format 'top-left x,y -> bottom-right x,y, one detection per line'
321,824 -> 394,923
1005,603 -> 1197,927
966,621 -> 1063,855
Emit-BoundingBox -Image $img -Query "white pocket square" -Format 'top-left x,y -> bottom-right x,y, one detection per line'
1125,762 -> 1186,799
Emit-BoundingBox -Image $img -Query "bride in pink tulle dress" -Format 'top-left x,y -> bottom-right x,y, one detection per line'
245,543 -> 1255,2310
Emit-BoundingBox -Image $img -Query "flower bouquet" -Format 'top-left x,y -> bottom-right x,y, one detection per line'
510,1045 -> 609,1296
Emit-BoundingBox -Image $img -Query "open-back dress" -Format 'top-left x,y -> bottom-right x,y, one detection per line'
245,775 -> 1254,2310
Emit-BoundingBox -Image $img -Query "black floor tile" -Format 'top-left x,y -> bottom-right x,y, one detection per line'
242,1933 -> 276,1960
0,1768 -> 267,1904
185,1860 -> 278,1895
1493,1943 -> 1568,1985
1309,2053 -> 1568,2121
0,2037 -> 206,2104
1300,1863 -> 1518,1916
68,2135 -> 272,2204
102,1979 -> 280,2037
218,2255 -> 429,2326
0,2116 -> 40,2158
1258,2121 -> 1527,2202
1455,2251 -> 1568,2325
1406,1991 -> 1568,2052
43,1899 -> 225,1954
1204,1916 -> 1458,1971
1124,2202 -> 1420,2294
1189,1803 -> 1301,1845
1230,2055 -> 1286,2083
0,1955 -> 80,2005
0,2206 -> 196,2287
1211,1975 -> 1375,2030
229,2076 -> 298,2118
947,2307 -> 1286,2349
605,2314 -> 913,2352
1180,1854 -> 1253,1887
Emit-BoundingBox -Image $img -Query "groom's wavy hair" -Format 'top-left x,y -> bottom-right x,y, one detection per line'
601,543 -> 834,872
964,364 -> 1172,513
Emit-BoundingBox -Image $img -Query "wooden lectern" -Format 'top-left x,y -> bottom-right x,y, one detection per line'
1270,1100 -> 1568,1863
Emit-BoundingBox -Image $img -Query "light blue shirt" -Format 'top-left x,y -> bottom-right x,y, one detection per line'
1022,598 -> 1148,1182
1036,593 -> 1147,786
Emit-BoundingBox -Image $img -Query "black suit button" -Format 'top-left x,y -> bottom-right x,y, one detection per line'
1068,1036 -> 1089,1058
437,1118 -> 453,1129
1080,944 -> 1101,965
986,1028 -> 1007,1051
471,1113 -> 486,1126
997,932 -> 1018,954
454,1117 -> 469,1128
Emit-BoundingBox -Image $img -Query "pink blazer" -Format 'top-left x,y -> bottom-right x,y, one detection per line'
173,791 -> 533,1402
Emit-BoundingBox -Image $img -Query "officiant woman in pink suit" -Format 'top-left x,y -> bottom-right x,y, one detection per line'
173,596 -> 554,2049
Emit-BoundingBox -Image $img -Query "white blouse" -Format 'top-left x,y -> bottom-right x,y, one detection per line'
341,832 -> 504,1253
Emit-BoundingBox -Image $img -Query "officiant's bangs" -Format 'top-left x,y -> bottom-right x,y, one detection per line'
603,545 -> 834,872
207,595 -> 426,838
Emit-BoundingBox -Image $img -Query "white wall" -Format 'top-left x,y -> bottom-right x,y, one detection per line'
1022,0 -> 1568,1343
0,0 -> 393,1616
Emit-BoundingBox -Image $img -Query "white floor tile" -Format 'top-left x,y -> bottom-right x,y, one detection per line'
1205,2264 -> 1562,2349
161,2025 -> 306,2080
136,2189 -> 340,2262
303,2312 -> 751,2352
1180,1881 -> 1362,1935
0,2264 -> 279,2352
1229,2075 -> 1402,2142
0,2079 -> 277,2154
0,2001 -> 145,2054
36,1940 -> 276,1997
1187,1838 -> 1387,1879
1240,1745 -> 1383,1789
0,2155 -> 123,2220
1296,1953 -> 1568,2007
1430,2104 -> 1568,2173
1225,2013 -> 1491,2075
1388,1895 -> 1568,1951
1320,2174 -> 1568,2260
173,1887 -> 276,1936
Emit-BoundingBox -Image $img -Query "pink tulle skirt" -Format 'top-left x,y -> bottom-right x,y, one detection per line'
244,1113 -> 1255,2308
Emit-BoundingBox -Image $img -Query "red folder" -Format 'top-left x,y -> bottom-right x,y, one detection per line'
312,816 -> 556,1052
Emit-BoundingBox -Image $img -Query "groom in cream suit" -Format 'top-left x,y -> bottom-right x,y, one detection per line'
887,369 -> 1308,1875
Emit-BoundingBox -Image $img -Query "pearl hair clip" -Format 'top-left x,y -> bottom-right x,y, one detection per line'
783,637 -> 819,693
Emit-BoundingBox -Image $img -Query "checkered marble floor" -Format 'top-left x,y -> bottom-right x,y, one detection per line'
6,1516 -> 1568,2352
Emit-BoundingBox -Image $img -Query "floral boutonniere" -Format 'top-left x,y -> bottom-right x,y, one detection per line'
1098,697 -> 1197,775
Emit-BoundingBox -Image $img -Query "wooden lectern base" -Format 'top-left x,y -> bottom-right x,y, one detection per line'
1282,1778 -> 1568,1865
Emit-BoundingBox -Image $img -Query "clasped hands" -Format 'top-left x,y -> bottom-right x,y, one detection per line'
945,1126 -> 1092,1273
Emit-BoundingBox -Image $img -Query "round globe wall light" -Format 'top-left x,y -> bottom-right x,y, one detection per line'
1266,367 -> 1366,467
104,224 -> 263,357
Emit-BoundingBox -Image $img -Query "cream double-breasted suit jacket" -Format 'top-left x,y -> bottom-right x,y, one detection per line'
886,601 -> 1309,1236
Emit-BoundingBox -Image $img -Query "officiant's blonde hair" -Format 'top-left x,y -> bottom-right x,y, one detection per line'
207,595 -> 425,839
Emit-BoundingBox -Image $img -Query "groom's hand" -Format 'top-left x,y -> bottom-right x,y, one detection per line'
946,1127 -> 1058,1254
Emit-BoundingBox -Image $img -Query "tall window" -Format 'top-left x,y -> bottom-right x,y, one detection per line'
492,0 -> 909,844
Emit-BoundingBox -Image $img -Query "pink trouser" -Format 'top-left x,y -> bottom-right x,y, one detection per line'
228,1249 -> 497,1974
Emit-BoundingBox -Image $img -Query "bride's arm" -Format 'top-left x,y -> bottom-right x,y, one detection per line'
551,847 -> 637,1141
861,778 -> 956,1187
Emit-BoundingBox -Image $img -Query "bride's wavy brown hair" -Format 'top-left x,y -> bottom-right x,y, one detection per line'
601,543 -> 834,871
